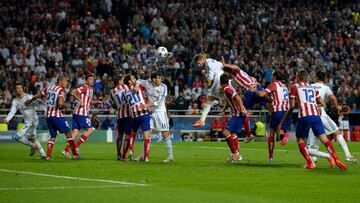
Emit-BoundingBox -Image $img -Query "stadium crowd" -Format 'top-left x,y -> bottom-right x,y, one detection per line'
0,0 -> 359,114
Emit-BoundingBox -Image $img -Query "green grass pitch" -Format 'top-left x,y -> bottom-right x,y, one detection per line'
0,141 -> 359,203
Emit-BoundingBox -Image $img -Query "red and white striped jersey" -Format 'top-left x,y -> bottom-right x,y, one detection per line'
290,81 -> 321,118
73,84 -> 93,116
40,85 -> 66,118
125,85 -> 149,118
223,84 -> 246,116
231,69 -> 258,91
264,81 -> 290,112
110,84 -> 131,118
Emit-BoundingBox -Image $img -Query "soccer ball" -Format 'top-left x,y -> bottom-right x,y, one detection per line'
156,46 -> 168,57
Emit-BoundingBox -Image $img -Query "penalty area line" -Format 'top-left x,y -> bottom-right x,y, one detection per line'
0,169 -> 147,187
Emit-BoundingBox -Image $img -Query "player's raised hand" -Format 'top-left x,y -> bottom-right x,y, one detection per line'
221,56 -> 225,66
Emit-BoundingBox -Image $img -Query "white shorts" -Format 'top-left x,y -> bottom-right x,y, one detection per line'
16,120 -> 39,139
320,113 -> 339,135
338,119 -> 349,130
150,111 -> 169,131
207,79 -> 223,98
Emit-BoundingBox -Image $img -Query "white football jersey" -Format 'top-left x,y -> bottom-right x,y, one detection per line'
137,79 -> 167,112
5,94 -> 43,125
205,58 -> 224,82
311,82 -> 333,114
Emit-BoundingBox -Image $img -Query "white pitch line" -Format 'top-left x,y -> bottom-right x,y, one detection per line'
0,185 -> 125,191
0,169 -> 147,187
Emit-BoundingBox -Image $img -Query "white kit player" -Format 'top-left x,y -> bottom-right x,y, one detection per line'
307,71 -> 357,163
136,72 -> 174,162
192,54 -> 224,127
1,83 -> 47,158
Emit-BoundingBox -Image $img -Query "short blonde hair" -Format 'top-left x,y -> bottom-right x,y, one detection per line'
192,54 -> 204,63
296,69 -> 308,81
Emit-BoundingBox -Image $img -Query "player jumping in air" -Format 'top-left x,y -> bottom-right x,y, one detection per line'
278,69 -> 346,170
2,83 -> 47,158
26,76 -> 80,160
123,74 -> 152,162
63,74 -> 95,158
307,71 -> 357,163
250,71 -> 292,162
191,55 -> 224,127
136,72 -> 174,162
110,75 -> 133,161
220,74 -> 246,162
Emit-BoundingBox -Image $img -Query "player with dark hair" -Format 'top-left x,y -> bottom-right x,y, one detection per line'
220,74 -> 246,162
26,76 -> 80,160
2,83 -> 47,158
123,74 -> 152,162
62,74 -> 95,158
135,72 -> 174,162
250,71 -> 292,162
110,75 -> 133,161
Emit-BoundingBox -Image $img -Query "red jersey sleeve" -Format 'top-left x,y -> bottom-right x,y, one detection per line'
40,87 -> 48,97
58,89 -> 65,98
264,83 -> 276,94
290,85 -> 298,99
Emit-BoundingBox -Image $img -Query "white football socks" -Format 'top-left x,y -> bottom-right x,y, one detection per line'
164,136 -> 173,160
336,134 -> 351,158
200,104 -> 211,122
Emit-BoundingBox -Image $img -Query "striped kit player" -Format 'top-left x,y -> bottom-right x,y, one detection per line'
220,74 -> 246,162
123,74 -> 152,162
136,72 -> 174,162
110,75 -> 133,161
63,74 -> 95,158
26,75 -> 79,160
251,71 -> 291,162
278,69 -> 346,170
2,83 -> 47,158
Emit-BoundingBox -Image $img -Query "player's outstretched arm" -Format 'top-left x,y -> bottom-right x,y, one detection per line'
250,84 -> 268,97
25,93 -> 41,106
221,57 -> 240,71
3,100 -> 18,123
234,94 -> 247,115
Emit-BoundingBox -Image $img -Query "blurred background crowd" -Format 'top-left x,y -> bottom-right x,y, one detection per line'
0,0 -> 359,114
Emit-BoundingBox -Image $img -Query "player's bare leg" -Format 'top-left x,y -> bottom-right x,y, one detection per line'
306,131 -> 333,167
74,128 -> 94,151
162,131 -> 174,162
332,130 -> 357,163
192,96 -> 216,127
14,134 -> 37,155
318,134 -> 346,170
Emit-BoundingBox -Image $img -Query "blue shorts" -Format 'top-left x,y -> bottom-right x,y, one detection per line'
296,115 -> 325,138
270,111 -> 292,131
226,115 -> 246,134
117,117 -> 132,135
47,117 -> 71,138
244,86 -> 269,109
72,114 -> 92,130
132,114 -> 151,132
